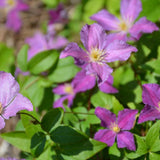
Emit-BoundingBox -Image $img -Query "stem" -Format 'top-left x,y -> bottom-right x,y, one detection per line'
65,111 -> 94,115
18,112 -> 41,124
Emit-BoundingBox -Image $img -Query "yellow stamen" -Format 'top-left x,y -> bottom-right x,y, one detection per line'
119,21 -> 128,32
7,0 -> 15,6
110,123 -> 120,133
64,84 -> 74,95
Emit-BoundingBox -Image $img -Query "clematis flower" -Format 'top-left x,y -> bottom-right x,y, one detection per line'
0,71 -> 33,130
94,107 -> 138,151
0,0 -> 29,32
0,158 -> 25,160
138,84 -> 160,123
60,23 -> 137,85
90,0 -> 159,41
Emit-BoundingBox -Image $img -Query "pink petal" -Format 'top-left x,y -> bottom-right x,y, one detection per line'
86,62 -> 113,85
117,131 -> 136,151
98,75 -> 118,94
90,10 -> 120,31
3,93 -> 33,119
60,42 -> 89,65
6,10 -> 21,32
142,84 -> 160,108
106,40 -> 137,62
0,0 -> 5,6
80,23 -> 109,52
0,116 -> 5,130
17,0 -> 29,11
72,70 -> 96,93
129,17 -> 159,40
120,0 -> 142,23
138,104 -> 160,124
118,109 -> 138,130
53,84 -> 66,95
0,71 -> 19,107
94,129 -> 116,146
95,107 -> 116,128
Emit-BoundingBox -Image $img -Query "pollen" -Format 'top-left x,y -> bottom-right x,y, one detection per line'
110,123 -> 120,133
119,21 -> 128,31
90,48 -> 106,63
7,0 -> 15,6
64,84 -> 74,95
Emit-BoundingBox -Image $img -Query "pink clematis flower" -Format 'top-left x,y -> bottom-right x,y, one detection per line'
0,0 -> 29,32
138,84 -> 160,123
90,0 -> 159,41
94,107 -> 138,151
0,71 -> 33,130
60,23 -> 137,84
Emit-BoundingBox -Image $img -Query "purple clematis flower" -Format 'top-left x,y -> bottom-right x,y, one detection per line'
26,25 -> 68,60
94,107 -> 138,151
138,84 -> 160,123
0,0 -> 29,32
0,71 -> 33,130
0,158 -> 25,160
60,23 -> 137,85
90,0 -> 159,41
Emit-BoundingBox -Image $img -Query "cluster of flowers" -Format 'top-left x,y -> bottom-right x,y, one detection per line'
52,0 -> 159,151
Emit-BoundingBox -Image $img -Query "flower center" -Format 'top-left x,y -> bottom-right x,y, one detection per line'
64,84 -> 74,95
5,0 -> 16,12
110,123 -> 120,133
90,48 -> 106,63
119,21 -> 128,32
7,0 -> 15,6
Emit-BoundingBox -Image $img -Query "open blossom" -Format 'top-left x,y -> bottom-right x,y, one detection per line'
90,0 -> 159,41
94,107 -> 138,151
138,84 -> 160,123
0,0 -> 29,32
0,71 -> 33,130
60,23 -> 137,85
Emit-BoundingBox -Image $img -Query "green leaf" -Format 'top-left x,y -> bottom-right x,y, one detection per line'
125,135 -> 148,159
0,131 -> 30,152
48,57 -> 80,83
41,108 -> 64,133
149,152 -> 160,160
146,121 -> 160,152
0,43 -> 14,72
50,125 -> 106,159
109,143 -> 121,157
31,132 -> 46,157
17,45 -> 28,71
42,0 -> 58,7
28,50 -> 59,74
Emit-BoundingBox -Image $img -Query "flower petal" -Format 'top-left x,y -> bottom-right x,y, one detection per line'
118,109 -> 138,130
80,23 -> 109,52
3,93 -> 33,119
53,84 -> 66,95
90,10 -> 120,31
0,71 -> 20,107
142,83 -> 160,108
106,40 -> 137,62
98,75 -> 118,94
0,116 -> 5,130
60,42 -> 88,66
86,62 -> 113,85
17,0 -> 29,11
6,10 -> 21,32
129,17 -> 159,40
94,129 -> 116,146
95,107 -> 116,128
72,70 -> 96,93
138,104 -> 160,124
120,0 -> 142,23
117,131 -> 136,151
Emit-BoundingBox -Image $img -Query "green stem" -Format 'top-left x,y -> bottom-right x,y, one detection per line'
65,111 -> 94,115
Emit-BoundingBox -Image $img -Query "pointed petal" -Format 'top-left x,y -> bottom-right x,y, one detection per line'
17,0 -> 29,11
3,93 -> 33,119
72,70 -> 96,93
129,17 -> 159,40
90,9 -> 120,31
138,104 -> 160,124
80,23 -> 109,52
53,84 -> 66,95
6,10 -> 21,32
106,40 -> 137,62
0,116 -> 5,130
120,0 -> 142,23
60,42 -> 89,65
0,71 -> 20,107
142,84 -> 160,108
86,63 -> 113,85
99,75 -> 118,93
0,0 -> 5,7
118,109 -> 138,130
94,129 -> 116,146
117,131 -> 136,151
95,107 -> 116,128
